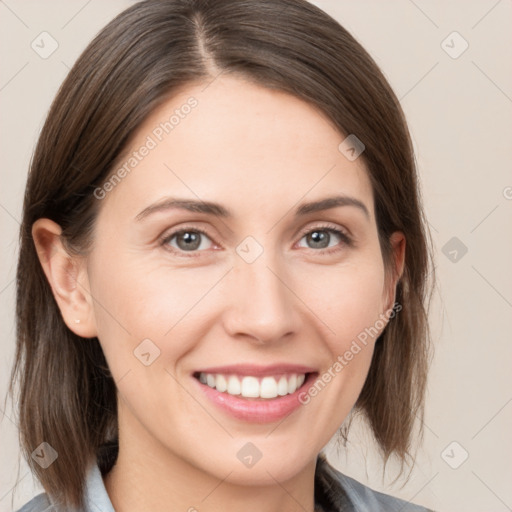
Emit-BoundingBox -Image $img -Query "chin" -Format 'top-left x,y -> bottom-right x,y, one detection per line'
195,443 -> 315,486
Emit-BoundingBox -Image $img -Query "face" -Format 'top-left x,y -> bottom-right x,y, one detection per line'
77,76 -> 402,483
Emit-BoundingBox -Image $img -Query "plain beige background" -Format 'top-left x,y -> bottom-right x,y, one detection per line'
1,1 -> 511,511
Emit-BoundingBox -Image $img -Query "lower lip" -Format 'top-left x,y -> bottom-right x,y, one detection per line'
193,373 -> 317,423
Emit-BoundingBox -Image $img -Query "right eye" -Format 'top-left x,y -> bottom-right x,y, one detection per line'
160,227 -> 217,256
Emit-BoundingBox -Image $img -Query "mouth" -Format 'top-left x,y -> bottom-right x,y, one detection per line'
191,365 -> 318,423
193,371 -> 309,400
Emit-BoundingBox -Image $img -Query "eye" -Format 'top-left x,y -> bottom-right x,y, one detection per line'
296,224 -> 353,254
161,227 -> 216,256
160,223 -> 353,258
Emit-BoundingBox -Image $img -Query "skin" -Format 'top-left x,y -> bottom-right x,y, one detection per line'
33,75 -> 405,512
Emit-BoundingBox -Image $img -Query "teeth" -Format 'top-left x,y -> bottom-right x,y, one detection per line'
198,372 -> 307,399
216,374 -> 227,392
277,376 -> 288,396
241,376 -> 260,397
227,375 -> 241,395
260,376 -> 278,399
287,374 -> 297,394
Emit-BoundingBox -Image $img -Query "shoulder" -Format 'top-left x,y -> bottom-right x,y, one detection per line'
315,453 -> 435,512
15,492 -> 56,512
337,471 -> 433,511
15,460 -> 113,512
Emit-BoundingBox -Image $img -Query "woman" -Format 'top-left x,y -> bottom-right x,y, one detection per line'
11,0 -> 434,510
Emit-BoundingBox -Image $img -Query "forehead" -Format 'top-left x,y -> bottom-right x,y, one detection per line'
97,76 -> 374,223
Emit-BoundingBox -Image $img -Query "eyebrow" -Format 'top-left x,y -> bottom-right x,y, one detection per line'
134,194 -> 370,221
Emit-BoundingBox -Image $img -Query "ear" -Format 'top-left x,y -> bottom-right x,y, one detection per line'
383,231 -> 406,311
32,218 -> 97,338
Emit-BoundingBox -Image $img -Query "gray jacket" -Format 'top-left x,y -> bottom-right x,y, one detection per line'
17,453 -> 433,511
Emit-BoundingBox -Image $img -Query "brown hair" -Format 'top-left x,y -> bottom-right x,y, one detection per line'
9,0 -> 433,508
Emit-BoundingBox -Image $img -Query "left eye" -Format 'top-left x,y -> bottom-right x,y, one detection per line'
297,227 -> 349,251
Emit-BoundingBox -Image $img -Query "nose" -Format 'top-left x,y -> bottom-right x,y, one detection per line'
222,252 -> 302,345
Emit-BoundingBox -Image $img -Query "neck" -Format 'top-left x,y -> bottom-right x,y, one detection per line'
104,450 -> 317,512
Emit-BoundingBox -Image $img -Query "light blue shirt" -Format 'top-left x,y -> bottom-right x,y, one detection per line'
17,453 -> 434,511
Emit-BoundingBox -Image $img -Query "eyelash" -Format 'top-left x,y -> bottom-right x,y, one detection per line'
160,223 -> 353,258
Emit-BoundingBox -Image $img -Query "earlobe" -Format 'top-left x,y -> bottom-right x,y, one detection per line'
32,218 -> 97,338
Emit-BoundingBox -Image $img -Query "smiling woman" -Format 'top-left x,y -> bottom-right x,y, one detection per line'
10,1 -> 434,511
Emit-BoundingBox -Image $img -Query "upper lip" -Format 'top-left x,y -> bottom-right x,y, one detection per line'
193,364 -> 317,377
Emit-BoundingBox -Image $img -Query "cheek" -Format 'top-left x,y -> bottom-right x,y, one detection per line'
290,261 -> 388,444
87,249 -> 225,372
296,256 -> 387,349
